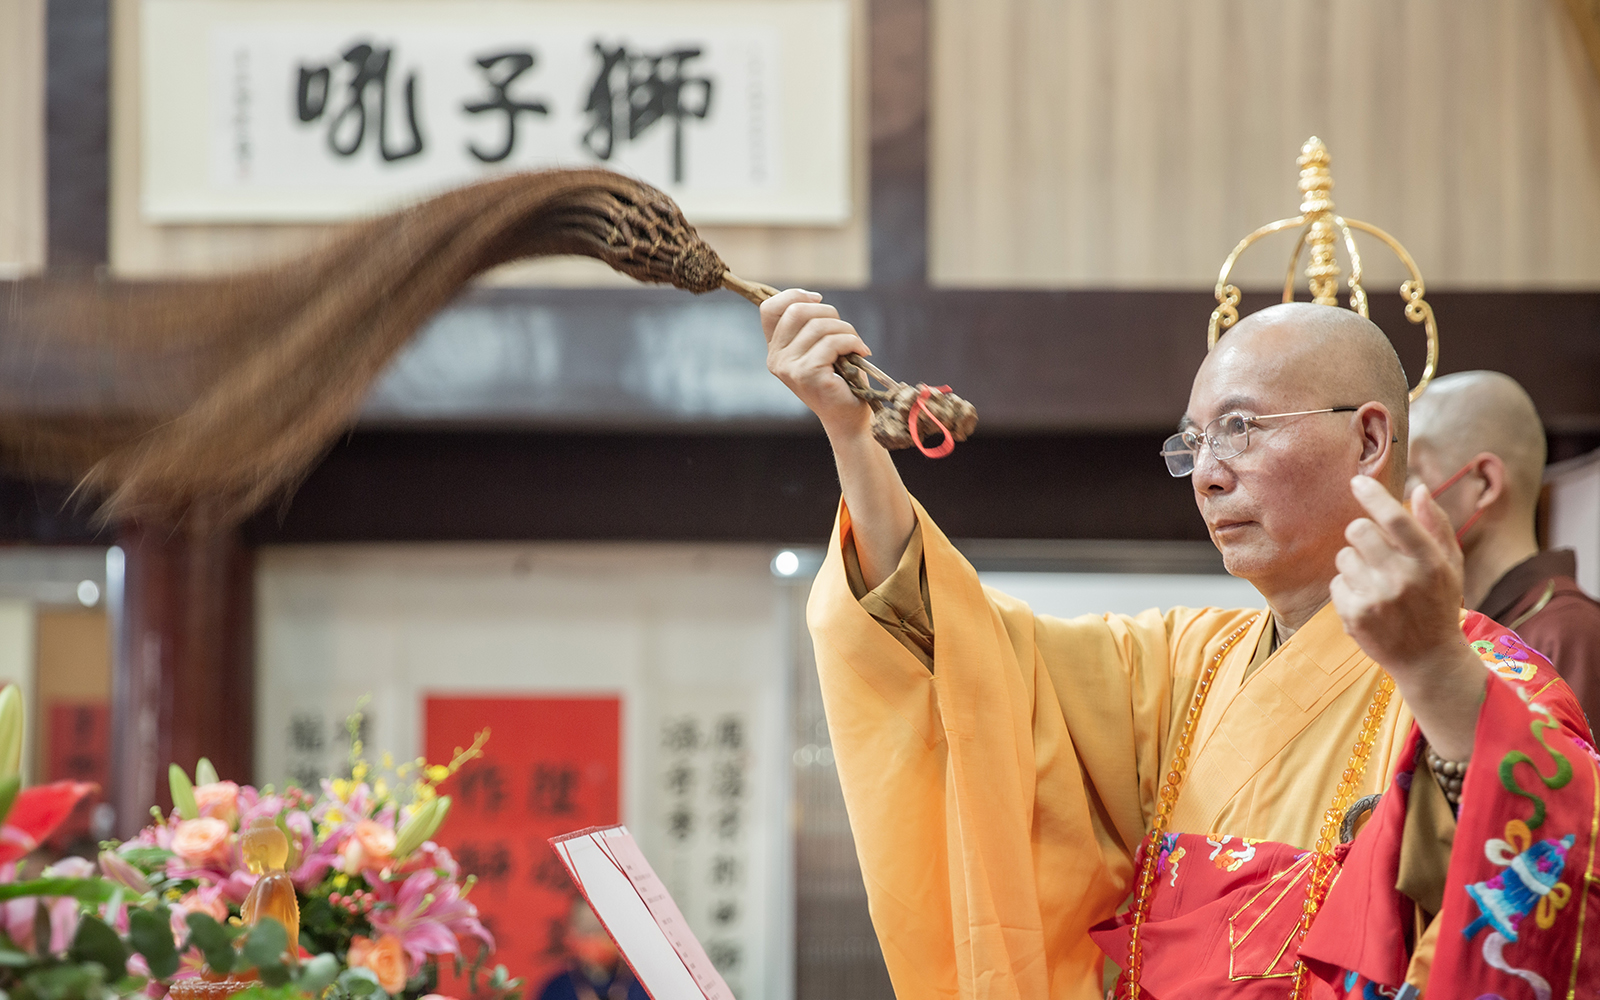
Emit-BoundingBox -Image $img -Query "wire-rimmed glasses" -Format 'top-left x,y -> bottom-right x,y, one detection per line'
1160,407 -> 1360,477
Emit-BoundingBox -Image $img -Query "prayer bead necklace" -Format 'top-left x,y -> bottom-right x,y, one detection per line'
1120,615 -> 1397,1000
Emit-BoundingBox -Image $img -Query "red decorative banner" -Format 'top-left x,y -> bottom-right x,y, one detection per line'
45,701 -> 110,848
424,696 -> 621,998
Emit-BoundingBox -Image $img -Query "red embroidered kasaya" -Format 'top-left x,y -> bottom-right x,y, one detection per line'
1090,611 -> 1600,997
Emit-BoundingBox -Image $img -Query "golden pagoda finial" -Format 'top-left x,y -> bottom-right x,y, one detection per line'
1297,138 -> 1340,306
1207,137 -> 1438,401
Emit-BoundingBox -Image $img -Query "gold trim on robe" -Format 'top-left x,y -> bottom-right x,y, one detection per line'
807,497 -> 1421,999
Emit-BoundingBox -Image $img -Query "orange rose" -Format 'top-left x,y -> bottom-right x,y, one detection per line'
193,782 -> 240,826
355,820 -> 396,860
179,887 -> 229,924
341,819 -> 397,872
348,934 -> 408,994
171,818 -> 232,866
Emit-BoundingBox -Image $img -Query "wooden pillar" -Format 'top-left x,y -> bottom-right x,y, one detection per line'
109,522 -> 253,837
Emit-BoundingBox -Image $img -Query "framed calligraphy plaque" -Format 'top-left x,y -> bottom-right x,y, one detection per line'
141,0 -> 850,224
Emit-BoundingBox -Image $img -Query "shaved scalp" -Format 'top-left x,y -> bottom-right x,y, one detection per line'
1208,302 -> 1412,489
1410,371 -> 1546,510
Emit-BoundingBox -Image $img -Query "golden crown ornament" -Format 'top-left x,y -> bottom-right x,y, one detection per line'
1207,137 -> 1439,401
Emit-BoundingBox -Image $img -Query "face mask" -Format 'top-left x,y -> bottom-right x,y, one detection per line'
1430,461 -> 1485,543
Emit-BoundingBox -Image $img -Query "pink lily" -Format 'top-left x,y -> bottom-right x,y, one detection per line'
287,812 -> 343,890
3,856 -> 96,954
368,869 -> 493,971
397,841 -> 461,880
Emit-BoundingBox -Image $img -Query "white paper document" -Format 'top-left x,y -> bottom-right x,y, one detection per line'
550,825 -> 735,1000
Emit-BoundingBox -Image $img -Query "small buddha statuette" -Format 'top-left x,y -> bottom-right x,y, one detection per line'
239,817 -> 300,964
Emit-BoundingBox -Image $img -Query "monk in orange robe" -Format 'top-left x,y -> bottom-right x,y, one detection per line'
759,290 -> 1599,998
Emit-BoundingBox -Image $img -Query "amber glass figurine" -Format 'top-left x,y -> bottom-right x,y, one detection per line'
169,817 -> 300,1000
239,816 -> 300,961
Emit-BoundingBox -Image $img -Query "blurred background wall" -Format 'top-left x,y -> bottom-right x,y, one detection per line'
3,2 -> 1600,998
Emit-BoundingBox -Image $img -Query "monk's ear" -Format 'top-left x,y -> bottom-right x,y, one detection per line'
1353,402 -> 1394,482
1475,452 -> 1507,508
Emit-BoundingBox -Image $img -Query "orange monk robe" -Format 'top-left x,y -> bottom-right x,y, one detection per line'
806,498 -> 1418,1000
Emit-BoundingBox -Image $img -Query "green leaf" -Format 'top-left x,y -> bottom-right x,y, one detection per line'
0,776 -> 21,830
294,953 -> 339,997
112,974 -> 149,995
68,915 -> 127,977
0,878 -> 121,904
390,798 -> 437,860
0,686 -> 24,783
336,967 -> 381,998
168,766 -> 198,821
127,907 -> 178,981
183,913 -> 233,976
115,848 -> 175,870
24,963 -> 103,1000
240,919 -> 288,977
193,759 -> 219,787
0,945 -> 33,967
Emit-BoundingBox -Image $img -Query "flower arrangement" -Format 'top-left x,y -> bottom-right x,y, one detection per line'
0,693 -> 518,1000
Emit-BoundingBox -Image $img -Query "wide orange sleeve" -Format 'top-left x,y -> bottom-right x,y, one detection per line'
807,498 -> 1226,1000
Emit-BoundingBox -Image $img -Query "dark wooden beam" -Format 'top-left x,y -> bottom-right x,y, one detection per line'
356,286 -> 1600,433
238,423 -> 1600,548
229,429 -> 1257,546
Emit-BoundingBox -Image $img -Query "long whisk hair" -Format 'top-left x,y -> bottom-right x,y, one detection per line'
0,170 -> 730,526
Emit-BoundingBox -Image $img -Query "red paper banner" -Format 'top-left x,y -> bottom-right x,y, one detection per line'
45,701 -> 110,848
425,695 -> 621,998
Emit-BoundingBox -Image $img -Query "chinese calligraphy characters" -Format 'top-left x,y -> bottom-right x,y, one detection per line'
583,43 -> 714,183
293,38 -> 716,181
297,42 -> 425,161
658,711 -> 750,989
463,51 -> 549,163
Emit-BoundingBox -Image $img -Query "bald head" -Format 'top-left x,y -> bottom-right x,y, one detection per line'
1205,303 -> 1411,490
1183,302 -> 1417,603
1410,371 -> 1546,511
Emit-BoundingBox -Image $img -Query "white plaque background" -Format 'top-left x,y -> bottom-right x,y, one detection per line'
142,0 -> 850,225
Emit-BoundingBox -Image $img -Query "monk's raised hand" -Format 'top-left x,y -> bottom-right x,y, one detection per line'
1330,475 -> 1484,759
761,288 -> 873,437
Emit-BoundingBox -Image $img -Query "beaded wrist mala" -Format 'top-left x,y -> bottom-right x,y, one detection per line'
1424,744 -> 1468,806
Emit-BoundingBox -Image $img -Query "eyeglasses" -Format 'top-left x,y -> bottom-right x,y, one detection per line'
1160,407 -> 1360,477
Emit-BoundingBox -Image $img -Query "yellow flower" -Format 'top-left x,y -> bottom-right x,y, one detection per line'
351,761 -> 369,782
412,783 -> 437,803
425,765 -> 450,783
381,753 -> 394,769
325,808 -> 345,826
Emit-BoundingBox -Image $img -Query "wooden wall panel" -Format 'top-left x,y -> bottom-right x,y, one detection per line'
0,0 -> 47,277
108,0 -> 869,285
930,0 -> 1600,289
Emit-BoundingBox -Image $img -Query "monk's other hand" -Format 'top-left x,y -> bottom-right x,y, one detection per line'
761,288 -> 873,439
1330,475 -> 1486,759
